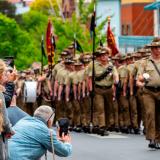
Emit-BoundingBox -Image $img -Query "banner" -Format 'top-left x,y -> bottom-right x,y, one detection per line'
107,19 -> 119,56
46,20 -> 55,66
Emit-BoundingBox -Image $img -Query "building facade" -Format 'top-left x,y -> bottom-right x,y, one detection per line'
120,0 -> 155,53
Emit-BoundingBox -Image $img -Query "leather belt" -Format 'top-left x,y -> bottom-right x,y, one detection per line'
145,86 -> 160,92
95,84 -> 112,90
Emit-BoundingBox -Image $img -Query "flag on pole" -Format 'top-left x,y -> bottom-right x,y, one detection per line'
74,40 -> 83,53
99,39 -> 103,47
46,19 -> 55,66
41,36 -> 46,58
90,4 -> 96,38
107,17 -> 119,56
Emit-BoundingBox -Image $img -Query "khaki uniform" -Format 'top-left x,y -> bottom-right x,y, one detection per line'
80,67 -> 91,126
53,66 -> 66,120
117,65 -> 131,128
138,58 -> 160,142
127,63 -> 138,129
88,61 -> 118,128
65,70 -> 80,126
57,68 -> 73,124
16,79 -> 25,110
135,60 -> 145,128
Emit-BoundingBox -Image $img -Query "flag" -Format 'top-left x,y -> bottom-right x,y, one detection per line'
74,40 -> 83,53
46,20 -> 55,66
107,19 -> 119,56
99,39 -> 103,47
90,5 -> 96,38
41,36 -> 46,58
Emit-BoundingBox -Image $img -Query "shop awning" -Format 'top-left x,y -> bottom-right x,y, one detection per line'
144,1 -> 160,10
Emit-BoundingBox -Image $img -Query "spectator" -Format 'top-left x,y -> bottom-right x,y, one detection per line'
3,66 -> 16,108
7,95 -> 29,126
0,59 -> 14,160
8,105 -> 72,160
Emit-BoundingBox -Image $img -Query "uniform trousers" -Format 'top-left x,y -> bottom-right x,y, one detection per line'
143,88 -> 160,142
94,86 -> 114,128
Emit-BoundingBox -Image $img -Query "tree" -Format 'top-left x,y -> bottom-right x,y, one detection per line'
0,13 -> 38,69
12,0 -> 109,68
30,0 -> 60,16
0,1 -> 16,18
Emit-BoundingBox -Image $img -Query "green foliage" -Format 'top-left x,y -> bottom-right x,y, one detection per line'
0,13 -> 37,69
0,0 -> 109,69
30,0 -> 59,16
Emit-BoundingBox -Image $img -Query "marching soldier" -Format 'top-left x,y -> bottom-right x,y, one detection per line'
79,54 -> 92,132
127,54 -> 139,134
117,56 -> 131,133
112,55 -> 121,132
88,47 -> 119,136
137,38 -> 160,149
56,59 -> 74,125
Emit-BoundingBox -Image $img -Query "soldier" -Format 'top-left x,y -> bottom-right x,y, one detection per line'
88,47 -> 119,136
137,37 -> 160,149
117,56 -> 131,133
127,53 -> 139,134
79,54 -> 92,132
56,59 -> 74,125
65,61 -> 83,132
15,71 -> 26,110
112,55 -> 121,132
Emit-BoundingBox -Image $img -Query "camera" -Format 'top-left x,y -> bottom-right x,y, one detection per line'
57,118 -> 69,137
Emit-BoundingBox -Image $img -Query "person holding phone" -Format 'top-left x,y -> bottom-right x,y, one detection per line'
8,105 -> 72,160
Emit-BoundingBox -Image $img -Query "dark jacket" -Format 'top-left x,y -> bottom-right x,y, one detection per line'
3,82 -> 15,108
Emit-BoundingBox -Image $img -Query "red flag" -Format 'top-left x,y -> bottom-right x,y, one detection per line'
46,20 -> 55,66
107,19 -> 119,56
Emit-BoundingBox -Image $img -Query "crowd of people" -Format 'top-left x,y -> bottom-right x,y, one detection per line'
0,59 -> 72,160
0,37 -> 160,159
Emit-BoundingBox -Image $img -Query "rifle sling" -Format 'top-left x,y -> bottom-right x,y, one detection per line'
150,59 -> 160,77
95,66 -> 113,81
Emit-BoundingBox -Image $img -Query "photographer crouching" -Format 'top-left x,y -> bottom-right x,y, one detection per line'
8,105 -> 72,160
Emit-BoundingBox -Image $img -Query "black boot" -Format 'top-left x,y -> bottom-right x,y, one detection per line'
98,127 -> 109,136
148,140 -> 156,149
82,126 -> 90,133
134,128 -> 140,134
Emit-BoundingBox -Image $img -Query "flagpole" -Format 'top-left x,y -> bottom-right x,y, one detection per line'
41,35 -> 44,76
73,33 -> 76,57
90,1 -> 96,133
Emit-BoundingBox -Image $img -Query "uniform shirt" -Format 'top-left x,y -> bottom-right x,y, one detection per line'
88,60 -> 118,87
117,64 -> 129,87
65,71 -> 78,85
8,116 -> 72,160
127,63 -> 137,77
137,57 -> 160,87
52,62 -> 64,78
56,68 -> 69,85
77,69 -> 85,83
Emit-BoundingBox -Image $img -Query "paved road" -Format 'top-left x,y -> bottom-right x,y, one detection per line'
42,132 -> 160,160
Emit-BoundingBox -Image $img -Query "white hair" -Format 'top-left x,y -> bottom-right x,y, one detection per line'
34,105 -> 54,122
